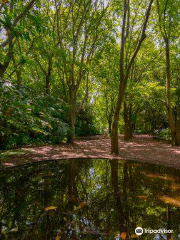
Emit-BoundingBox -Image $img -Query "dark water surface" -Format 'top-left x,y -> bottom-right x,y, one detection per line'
0,159 -> 180,240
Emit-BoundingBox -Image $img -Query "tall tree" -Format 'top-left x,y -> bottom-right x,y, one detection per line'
55,0 -> 109,143
157,0 -> 180,145
111,0 -> 154,154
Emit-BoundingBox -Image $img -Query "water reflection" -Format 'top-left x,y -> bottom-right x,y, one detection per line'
0,159 -> 180,240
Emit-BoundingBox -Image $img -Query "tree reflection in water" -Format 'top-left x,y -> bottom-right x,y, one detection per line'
0,159 -> 180,240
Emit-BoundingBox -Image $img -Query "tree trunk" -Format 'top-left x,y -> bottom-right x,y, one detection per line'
16,70 -> 22,89
0,39 -> 14,80
124,102 -> 133,140
67,90 -> 76,144
108,119 -> 112,135
0,63 -> 10,80
175,118 -> 180,146
111,0 -> 128,155
111,92 -> 124,154
124,121 -> 133,140
68,107 -> 75,144
45,57 -> 53,95
111,0 -> 153,154
45,75 -> 50,95
164,37 -> 176,145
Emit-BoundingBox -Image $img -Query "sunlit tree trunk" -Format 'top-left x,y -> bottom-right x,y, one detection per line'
111,0 -> 128,154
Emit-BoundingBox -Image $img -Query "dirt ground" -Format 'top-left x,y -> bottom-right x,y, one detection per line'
1,135 -> 180,169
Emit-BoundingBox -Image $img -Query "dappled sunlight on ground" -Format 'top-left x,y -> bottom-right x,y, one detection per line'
1,135 -> 180,169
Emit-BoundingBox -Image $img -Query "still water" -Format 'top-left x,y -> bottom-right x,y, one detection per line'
0,159 -> 180,240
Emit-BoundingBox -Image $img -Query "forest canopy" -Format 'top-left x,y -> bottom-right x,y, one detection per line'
0,0 -> 180,153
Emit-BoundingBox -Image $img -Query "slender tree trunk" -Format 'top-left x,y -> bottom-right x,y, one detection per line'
111,0 -> 127,154
108,119 -> 112,135
67,90 -> 76,144
0,64 -> 9,80
45,75 -> 50,95
175,118 -> 180,146
16,70 -> 22,88
111,92 -> 125,154
111,0 -> 154,154
124,102 -> 133,140
124,121 -> 133,140
45,57 -> 53,95
0,34 -> 14,80
165,38 -> 176,145
68,106 -> 75,144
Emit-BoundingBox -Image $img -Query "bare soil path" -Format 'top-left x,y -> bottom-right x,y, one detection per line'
1,135 -> 180,169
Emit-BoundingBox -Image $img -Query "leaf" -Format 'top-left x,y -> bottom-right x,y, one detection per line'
44,206 -> 57,211
77,202 -> 86,210
47,124 -> 52,129
121,232 -> 127,239
130,234 -> 138,238
10,228 -> 18,232
55,235 -> 61,240
2,0 -> 8,3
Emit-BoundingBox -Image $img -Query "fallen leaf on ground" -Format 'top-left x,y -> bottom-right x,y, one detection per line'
130,233 -> 138,238
121,232 -> 127,239
55,235 -> 61,240
44,206 -> 57,211
77,202 -> 86,209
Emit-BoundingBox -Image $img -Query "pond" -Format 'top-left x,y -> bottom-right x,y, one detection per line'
0,159 -> 180,240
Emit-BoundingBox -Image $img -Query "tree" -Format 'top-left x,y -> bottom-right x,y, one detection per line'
157,0 -> 180,145
54,0 -> 110,143
0,0 -> 36,79
111,0 -> 154,154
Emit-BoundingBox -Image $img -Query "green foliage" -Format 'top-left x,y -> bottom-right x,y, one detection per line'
158,128 -> 170,140
75,104 -> 100,137
0,0 -> 180,149
0,82 -> 68,149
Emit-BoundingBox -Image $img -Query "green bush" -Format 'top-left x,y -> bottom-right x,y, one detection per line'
0,83 -> 68,149
75,104 -> 99,137
159,128 -> 170,140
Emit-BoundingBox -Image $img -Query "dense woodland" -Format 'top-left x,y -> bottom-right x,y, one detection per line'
0,0 -> 180,153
